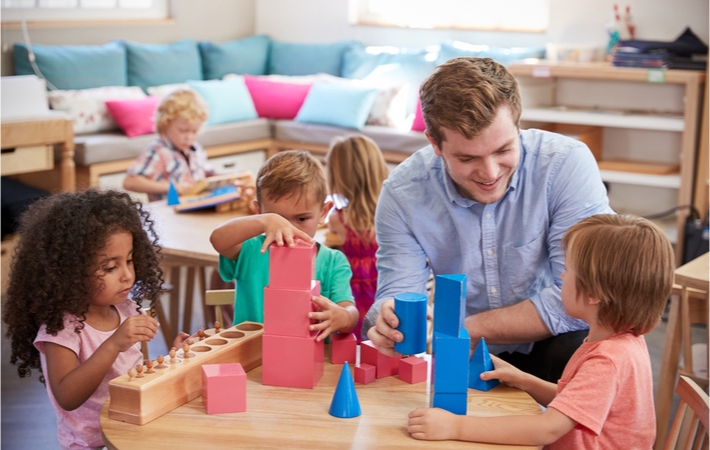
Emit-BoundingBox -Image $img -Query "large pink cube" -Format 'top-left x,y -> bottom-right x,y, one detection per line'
360,340 -> 402,378
354,363 -> 376,384
262,331 -> 324,388
202,363 -> 246,414
330,332 -> 357,364
269,239 -> 316,290
264,281 -> 320,337
399,356 -> 428,384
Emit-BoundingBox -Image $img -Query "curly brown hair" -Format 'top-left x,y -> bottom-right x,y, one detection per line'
2,189 -> 164,383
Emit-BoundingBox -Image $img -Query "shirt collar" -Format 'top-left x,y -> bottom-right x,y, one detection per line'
160,136 -> 196,153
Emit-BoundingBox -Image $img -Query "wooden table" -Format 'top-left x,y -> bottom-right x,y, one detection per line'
654,253 -> 709,449
145,201 -> 329,347
1,114 -> 75,192
101,355 -> 542,449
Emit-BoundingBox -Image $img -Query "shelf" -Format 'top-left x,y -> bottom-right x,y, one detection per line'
520,107 -> 685,131
599,170 -> 681,188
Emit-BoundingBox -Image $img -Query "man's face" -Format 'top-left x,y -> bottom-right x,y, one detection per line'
427,106 -> 520,204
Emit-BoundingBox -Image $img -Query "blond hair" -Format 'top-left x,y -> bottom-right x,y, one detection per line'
420,57 -> 521,147
256,150 -> 327,206
326,135 -> 389,238
563,214 -> 674,336
155,89 -> 208,135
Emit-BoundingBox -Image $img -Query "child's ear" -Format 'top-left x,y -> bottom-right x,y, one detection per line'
319,200 -> 334,224
253,199 -> 262,215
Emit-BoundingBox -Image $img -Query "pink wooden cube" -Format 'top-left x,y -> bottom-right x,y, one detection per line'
360,340 -> 402,378
269,239 -> 316,290
262,331 -> 324,389
330,332 -> 357,364
354,363 -> 376,384
264,281 -> 320,337
399,356 -> 428,384
202,363 -> 246,414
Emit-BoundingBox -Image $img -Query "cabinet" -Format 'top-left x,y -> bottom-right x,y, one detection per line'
508,61 -> 705,265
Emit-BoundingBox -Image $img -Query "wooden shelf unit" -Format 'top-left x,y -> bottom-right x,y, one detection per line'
508,61 -> 705,264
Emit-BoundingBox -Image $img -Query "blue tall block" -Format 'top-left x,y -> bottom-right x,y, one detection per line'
431,391 -> 467,415
394,292 -> 428,355
468,337 -> 500,391
433,274 -> 466,337
431,329 -> 470,393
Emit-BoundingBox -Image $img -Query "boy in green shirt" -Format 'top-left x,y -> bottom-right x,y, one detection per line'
210,150 -> 358,341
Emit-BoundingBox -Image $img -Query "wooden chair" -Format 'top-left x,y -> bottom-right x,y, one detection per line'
205,289 -> 235,327
663,376 -> 709,450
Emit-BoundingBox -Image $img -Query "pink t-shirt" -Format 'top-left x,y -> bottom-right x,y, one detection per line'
546,332 -> 655,450
34,299 -> 143,450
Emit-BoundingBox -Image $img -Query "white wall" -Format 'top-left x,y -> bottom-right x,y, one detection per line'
255,0 -> 708,49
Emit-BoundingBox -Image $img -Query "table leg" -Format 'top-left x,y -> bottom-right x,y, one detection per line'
183,267 -> 196,334
655,296 -> 682,450
60,119 -> 75,192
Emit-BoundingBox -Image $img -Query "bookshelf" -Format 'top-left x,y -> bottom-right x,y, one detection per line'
508,61 -> 705,264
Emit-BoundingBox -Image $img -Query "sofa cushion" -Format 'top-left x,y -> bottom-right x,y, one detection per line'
199,35 -> 270,80
243,75 -> 312,120
125,39 -> 203,92
73,118 -> 271,166
48,86 -> 146,135
274,120 -> 429,156
436,40 -> 545,66
13,41 -> 127,90
268,40 -> 359,76
187,78 -> 258,125
105,96 -> 161,137
295,82 -> 377,130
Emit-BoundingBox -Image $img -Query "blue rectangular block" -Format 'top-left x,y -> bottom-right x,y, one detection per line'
431,329 -> 470,393
433,274 -> 466,337
431,392 -> 467,415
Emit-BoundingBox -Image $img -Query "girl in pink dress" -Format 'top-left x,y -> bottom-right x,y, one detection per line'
3,190 -> 188,449
326,135 -> 389,341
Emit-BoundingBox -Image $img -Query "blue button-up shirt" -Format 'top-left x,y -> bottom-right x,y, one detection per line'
364,128 -> 613,355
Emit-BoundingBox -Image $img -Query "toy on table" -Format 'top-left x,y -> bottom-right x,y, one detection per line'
202,363 -> 247,415
468,337 -> 499,392
170,171 -> 258,214
107,321 -> 263,425
329,362 -> 361,418
393,291 -> 428,355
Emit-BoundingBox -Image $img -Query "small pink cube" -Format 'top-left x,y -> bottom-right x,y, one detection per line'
354,363 -> 376,384
399,356 -> 428,384
202,363 -> 246,414
330,333 -> 357,364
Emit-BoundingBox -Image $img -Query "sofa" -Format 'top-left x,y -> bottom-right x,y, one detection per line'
12,36 -> 544,188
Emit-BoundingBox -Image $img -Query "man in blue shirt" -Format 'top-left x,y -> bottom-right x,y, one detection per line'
363,57 -> 613,382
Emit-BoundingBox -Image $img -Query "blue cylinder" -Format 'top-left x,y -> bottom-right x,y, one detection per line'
394,292 -> 428,355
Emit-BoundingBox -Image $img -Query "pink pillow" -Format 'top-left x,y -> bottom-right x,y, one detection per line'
105,96 -> 160,137
243,75 -> 312,120
411,98 -> 426,132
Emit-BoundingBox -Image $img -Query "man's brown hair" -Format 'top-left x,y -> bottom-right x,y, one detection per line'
563,214 -> 674,336
256,150 -> 327,206
420,57 -> 521,147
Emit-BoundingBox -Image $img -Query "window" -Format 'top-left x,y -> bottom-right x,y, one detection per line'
1,0 -> 169,23
349,0 -> 549,33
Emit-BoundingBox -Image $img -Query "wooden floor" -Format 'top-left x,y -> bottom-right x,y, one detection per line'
0,298 -> 706,449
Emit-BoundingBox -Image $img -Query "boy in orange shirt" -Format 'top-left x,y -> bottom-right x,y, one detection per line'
408,214 -> 673,448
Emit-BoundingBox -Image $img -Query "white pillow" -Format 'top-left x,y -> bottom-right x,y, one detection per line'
48,86 -> 146,135
146,83 -> 191,98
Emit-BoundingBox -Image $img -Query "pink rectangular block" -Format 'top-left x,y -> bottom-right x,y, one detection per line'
264,281 -> 320,337
269,239 -> 316,290
330,332 -> 357,364
202,363 -> 246,414
399,356 -> 428,384
354,363 -> 376,384
262,331 -> 324,389
360,340 -> 402,378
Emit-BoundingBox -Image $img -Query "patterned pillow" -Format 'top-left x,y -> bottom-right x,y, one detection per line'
48,86 -> 146,134
146,83 -> 190,98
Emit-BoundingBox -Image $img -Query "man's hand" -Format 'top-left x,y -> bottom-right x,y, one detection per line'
365,299 -> 402,357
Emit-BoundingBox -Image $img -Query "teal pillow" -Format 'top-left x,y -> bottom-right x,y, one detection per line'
187,78 -> 257,125
295,82 -> 377,130
125,39 -> 203,92
436,40 -> 546,66
199,35 -> 270,80
269,40 -> 359,76
13,41 -> 126,90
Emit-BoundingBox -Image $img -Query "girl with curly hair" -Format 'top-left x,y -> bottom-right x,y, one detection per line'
2,189 -> 188,449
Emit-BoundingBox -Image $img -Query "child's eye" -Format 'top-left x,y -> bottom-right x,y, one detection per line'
105,266 -> 117,273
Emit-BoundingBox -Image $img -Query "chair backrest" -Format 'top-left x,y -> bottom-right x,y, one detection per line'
663,376 -> 709,450
205,289 -> 235,328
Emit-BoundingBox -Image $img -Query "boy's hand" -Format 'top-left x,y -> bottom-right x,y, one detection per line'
259,213 -> 313,253
480,354 -> 526,389
174,181 -> 194,195
110,315 -> 159,353
171,331 -> 191,350
309,296 -> 351,342
408,407 -> 459,440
